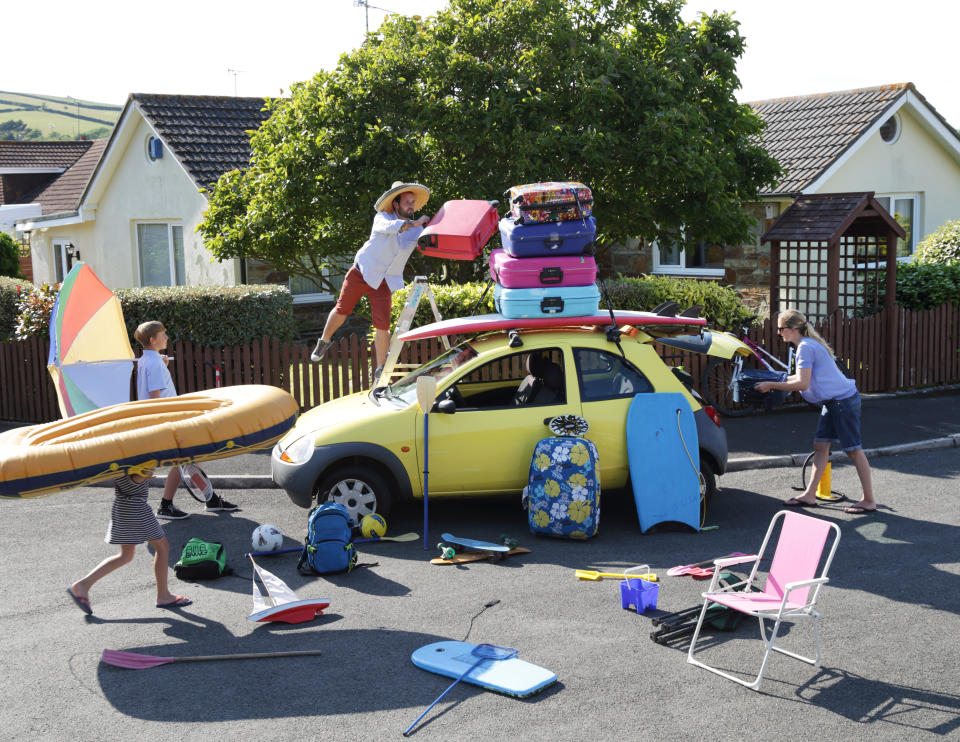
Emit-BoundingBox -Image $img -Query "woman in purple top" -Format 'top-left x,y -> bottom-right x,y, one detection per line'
755,309 -> 877,514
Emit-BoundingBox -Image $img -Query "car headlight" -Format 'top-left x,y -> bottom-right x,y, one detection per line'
278,433 -> 315,465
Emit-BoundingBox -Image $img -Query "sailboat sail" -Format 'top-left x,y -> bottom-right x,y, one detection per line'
248,557 -> 330,624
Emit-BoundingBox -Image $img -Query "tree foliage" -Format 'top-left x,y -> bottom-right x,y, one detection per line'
199,0 -> 780,292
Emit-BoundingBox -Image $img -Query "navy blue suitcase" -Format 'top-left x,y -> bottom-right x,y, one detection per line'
494,284 -> 601,319
499,216 -> 596,258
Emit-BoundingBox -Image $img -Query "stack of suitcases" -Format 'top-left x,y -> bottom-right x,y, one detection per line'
491,181 -> 599,319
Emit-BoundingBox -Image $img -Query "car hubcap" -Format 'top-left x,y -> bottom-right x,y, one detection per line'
325,478 -> 378,522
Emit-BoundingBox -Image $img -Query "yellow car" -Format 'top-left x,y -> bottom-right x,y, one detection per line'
271,326 -> 750,521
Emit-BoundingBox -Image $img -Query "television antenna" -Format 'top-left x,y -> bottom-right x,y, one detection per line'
227,69 -> 246,96
353,0 -> 394,34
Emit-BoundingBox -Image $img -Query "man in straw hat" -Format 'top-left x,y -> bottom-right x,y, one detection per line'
311,181 -> 431,377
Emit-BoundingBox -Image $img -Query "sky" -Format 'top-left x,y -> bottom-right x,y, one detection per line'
5,0 -> 959,128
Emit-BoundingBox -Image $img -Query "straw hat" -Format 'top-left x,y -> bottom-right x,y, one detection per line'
374,181 -> 430,212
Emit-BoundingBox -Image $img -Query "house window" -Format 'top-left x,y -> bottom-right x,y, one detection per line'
52,239 -> 72,283
875,194 -> 917,257
137,223 -> 185,286
653,237 -> 724,276
244,258 -> 336,303
879,115 -> 900,144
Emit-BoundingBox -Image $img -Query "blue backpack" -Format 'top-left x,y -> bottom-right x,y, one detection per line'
297,503 -> 358,575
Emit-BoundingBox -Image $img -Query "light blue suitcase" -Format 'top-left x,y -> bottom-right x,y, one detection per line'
494,283 -> 601,319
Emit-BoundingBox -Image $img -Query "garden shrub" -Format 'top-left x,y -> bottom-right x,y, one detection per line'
0,276 -> 35,340
13,283 -> 57,340
914,220 -> 960,265
389,274 -> 756,332
893,262 -> 960,311
116,285 -> 296,346
0,232 -> 22,279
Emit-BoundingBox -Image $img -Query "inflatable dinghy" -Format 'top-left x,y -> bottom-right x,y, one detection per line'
0,385 -> 297,498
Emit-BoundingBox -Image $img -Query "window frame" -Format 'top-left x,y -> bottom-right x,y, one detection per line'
135,222 -> 185,287
875,192 -> 919,257
52,238 -> 71,283
651,235 -> 725,277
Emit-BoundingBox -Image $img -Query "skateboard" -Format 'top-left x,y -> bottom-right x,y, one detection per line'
431,547 -> 532,565
432,533 -> 528,565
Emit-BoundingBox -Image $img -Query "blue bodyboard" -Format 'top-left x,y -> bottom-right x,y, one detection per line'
626,393 -> 700,533
440,533 -> 510,553
411,641 -> 557,698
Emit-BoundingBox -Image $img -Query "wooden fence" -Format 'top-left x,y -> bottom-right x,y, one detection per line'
2,303 -> 957,424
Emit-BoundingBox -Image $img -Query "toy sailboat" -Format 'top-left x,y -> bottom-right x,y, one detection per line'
248,556 -> 330,624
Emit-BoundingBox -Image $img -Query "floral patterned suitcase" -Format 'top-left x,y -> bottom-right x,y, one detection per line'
526,436 -> 600,540
504,181 -> 593,225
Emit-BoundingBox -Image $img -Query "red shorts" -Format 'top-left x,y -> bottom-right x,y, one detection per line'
334,265 -> 392,330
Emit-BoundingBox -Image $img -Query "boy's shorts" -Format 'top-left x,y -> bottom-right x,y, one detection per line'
814,393 -> 863,451
334,266 -> 392,330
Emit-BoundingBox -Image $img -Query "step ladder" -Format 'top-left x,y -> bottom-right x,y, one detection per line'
378,276 -> 449,384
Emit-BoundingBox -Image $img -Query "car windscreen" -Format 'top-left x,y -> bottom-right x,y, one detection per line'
382,343 -> 479,407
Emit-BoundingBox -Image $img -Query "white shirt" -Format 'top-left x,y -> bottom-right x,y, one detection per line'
354,211 -> 424,292
137,350 -> 176,400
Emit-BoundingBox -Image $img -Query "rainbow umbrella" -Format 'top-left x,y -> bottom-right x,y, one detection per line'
47,262 -> 135,417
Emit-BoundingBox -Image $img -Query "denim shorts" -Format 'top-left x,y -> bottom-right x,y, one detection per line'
814,393 -> 862,451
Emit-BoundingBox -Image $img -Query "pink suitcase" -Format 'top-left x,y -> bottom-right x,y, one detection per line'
417,199 -> 499,260
488,249 -> 597,288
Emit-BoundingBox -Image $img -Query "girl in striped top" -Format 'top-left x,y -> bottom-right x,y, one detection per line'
67,468 -> 192,615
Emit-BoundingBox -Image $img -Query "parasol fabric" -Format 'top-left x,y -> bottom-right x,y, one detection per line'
47,262 -> 135,417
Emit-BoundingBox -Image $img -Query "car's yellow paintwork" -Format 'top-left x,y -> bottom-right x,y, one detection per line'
277,326 -> 747,500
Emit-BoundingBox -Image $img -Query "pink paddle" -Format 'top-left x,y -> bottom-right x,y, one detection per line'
666,552 -> 752,578
101,648 -> 323,670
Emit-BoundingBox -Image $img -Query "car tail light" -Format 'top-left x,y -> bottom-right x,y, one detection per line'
703,405 -> 722,427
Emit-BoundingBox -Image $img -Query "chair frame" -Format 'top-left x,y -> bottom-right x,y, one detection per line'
686,510 -> 841,690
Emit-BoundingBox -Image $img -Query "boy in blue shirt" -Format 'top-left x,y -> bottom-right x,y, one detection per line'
134,321 -> 238,518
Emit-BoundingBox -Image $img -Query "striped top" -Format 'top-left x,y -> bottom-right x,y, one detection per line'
106,475 -> 165,544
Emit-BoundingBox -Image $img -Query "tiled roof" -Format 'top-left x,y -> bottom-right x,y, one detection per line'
132,94 -> 270,189
19,139 -> 108,215
0,140 -> 93,170
749,83 -> 910,196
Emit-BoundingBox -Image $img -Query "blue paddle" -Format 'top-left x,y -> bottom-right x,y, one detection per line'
416,376 -> 438,550
404,643 -> 518,736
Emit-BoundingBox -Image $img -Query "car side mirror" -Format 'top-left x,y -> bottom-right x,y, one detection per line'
435,399 -> 457,414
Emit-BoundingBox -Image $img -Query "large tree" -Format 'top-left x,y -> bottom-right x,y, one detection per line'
199,0 -> 780,293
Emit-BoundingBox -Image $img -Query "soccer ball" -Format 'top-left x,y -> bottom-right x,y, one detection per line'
252,524 -> 284,551
360,513 -> 387,538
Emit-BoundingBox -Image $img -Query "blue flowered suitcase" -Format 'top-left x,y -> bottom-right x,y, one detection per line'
526,436 -> 600,540
494,283 -> 601,319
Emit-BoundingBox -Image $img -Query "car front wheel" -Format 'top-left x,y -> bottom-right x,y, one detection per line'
315,466 -> 391,523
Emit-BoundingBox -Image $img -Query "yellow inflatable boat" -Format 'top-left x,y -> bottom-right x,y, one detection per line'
0,385 -> 298,498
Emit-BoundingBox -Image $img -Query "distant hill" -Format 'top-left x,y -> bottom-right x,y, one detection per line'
0,91 -> 122,141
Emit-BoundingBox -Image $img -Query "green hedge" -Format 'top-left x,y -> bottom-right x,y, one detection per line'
389,274 -> 756,332
114,285 -> 296,346
0,276 -> 34,341
893,262 -> 960,311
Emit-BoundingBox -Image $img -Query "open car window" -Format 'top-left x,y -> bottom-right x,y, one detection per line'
574,348 -> 653,401
448,347 -> 566,410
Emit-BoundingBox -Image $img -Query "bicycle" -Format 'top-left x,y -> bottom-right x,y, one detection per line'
700,328 -> 795,417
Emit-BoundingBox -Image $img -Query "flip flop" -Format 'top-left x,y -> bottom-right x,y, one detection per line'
844,505 -> 877,514
156,595 -> 193,609
784,497 -> 818,508
67,587 -> 92,615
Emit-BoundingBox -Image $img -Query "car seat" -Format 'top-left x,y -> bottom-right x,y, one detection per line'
514,354 -> 564,406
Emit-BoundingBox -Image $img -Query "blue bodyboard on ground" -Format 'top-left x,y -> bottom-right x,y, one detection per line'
440,533 -> 510,552
626,393 -> 700,533
411,641 -> 557,698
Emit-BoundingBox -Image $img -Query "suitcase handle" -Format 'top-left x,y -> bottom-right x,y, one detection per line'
539,267 -> 563,284
541,296 -> 564,314
544,237 -> 563,251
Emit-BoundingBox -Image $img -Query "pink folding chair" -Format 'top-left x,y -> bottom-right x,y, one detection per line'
687,510 -> 841,689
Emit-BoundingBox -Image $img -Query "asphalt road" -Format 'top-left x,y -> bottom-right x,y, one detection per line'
2,447 -> 958,740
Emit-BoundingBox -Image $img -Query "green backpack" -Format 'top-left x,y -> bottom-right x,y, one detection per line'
174,538 -> 231,580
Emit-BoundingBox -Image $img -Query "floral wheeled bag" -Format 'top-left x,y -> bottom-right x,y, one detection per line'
525,416 -> 600,539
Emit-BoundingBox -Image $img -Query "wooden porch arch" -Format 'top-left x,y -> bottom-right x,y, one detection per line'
762,192 -> 906,391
